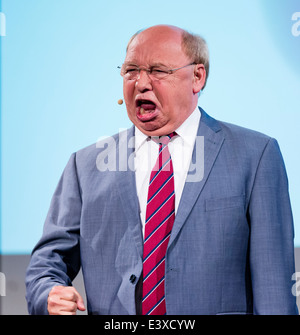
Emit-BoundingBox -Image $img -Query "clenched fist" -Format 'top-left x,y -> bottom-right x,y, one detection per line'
47,285 -> 86,315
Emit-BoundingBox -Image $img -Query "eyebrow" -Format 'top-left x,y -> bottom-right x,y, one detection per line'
123,61 -> 170,68
123,62 -> 138,67
151,62 -> 170,68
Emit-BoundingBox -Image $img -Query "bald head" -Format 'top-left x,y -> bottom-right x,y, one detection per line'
127,25 -> 184,48
126,25 -> 181,50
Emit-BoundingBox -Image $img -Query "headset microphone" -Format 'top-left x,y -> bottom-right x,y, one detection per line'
118,99 -> 123,105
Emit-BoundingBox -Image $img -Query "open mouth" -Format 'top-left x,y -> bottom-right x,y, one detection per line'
136,99 -> 159,121
136,99 -> 156,114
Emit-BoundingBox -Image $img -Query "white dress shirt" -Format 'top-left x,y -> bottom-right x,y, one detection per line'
134,107 -> 201,236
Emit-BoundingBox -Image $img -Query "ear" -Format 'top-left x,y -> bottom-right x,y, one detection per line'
192,64 -> 206,94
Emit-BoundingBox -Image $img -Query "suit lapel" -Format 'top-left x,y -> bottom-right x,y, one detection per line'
168,108 -> 225,247
117,126 -> 144,258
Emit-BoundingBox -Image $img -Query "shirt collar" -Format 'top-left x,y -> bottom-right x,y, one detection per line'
134,126 -> 150,153
174,106 -> 200,148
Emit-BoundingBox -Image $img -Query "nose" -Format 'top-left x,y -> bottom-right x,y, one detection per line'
135,69 -> 153,92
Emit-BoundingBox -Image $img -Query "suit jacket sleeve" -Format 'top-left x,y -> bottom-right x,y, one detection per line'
248,138 -> 298,314
25,153 -> 82,315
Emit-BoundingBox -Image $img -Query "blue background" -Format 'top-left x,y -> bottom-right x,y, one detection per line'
1,0 -> 300,254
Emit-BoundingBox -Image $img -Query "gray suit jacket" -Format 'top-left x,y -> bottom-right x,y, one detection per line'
25,108 -> 298,314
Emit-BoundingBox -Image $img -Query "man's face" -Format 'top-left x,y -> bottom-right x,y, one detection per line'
122,26 -> 204,137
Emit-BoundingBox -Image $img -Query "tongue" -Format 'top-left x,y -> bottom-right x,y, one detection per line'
140,102 -> 156,110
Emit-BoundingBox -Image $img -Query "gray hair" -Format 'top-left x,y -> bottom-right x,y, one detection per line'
181,30 -> 209,90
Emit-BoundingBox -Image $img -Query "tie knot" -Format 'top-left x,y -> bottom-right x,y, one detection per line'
153,132 -> 177,146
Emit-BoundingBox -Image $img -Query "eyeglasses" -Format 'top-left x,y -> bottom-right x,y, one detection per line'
118,62 -> 196,81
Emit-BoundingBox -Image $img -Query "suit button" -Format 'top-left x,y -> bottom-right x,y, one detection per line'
129,274 -> 136,284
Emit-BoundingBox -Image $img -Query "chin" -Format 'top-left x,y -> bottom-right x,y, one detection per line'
138,124 -> 173,137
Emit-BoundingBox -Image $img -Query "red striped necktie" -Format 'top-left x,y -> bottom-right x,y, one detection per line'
142,132 -> 177,315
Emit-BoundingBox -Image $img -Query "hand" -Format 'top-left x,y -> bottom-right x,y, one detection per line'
47,285 -> 86,315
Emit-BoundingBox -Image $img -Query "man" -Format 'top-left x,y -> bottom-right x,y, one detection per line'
26,24 -> 298,315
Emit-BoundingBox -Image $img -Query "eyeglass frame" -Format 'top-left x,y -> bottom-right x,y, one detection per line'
118,62 -> 197,80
